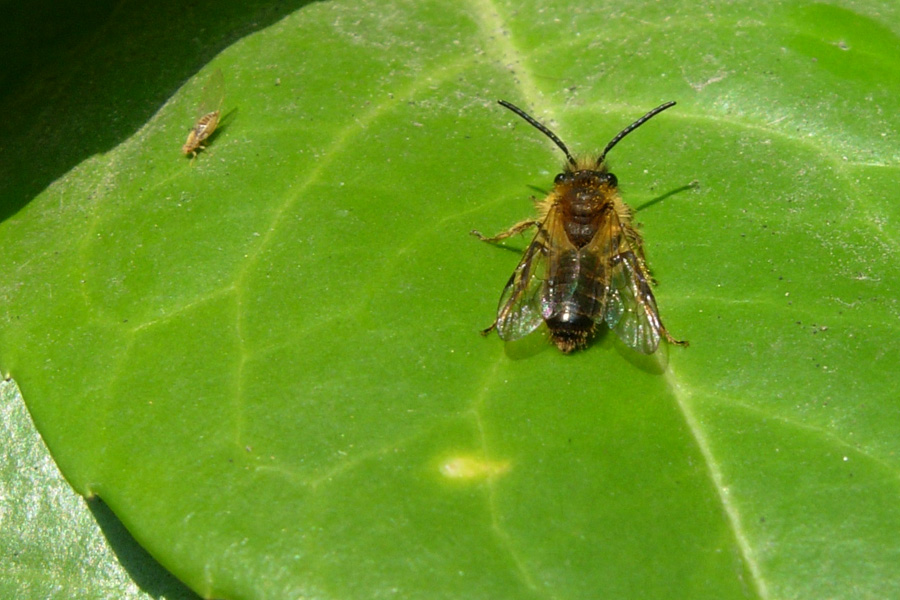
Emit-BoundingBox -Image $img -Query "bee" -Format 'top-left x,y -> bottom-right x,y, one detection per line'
472,100 -> 688,354
182,69 -> 225,159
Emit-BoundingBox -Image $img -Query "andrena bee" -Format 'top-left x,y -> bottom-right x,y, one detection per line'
182,69 -> 225,159
472,100 -> 688,354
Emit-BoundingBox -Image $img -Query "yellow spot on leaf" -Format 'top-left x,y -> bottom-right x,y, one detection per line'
440,456 -> 510,480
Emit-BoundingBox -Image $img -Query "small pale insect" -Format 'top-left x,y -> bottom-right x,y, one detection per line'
182,69 -> 225,159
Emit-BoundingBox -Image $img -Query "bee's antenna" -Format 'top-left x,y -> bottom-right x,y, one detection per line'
498,100 -> 577,168
597,101 -> 676,165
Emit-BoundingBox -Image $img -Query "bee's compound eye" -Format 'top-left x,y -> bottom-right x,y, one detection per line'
605,173 -> 618,187
554,173 -> 567,184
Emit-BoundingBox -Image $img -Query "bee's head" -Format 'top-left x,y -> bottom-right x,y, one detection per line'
554,161 -> 618,190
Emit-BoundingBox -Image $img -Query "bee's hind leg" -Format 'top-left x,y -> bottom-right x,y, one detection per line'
480,321 -> 497,337
663,329 -> 689,347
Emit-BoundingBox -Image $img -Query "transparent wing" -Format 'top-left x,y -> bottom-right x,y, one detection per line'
607,250 -> 663,353
598,213 -> 664,354
494,238 -> 547,341
197,69 -> 225,118
495,206 -> 574,341
538,205 -> 582,322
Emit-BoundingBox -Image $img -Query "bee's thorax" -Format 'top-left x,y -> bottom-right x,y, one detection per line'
555,168 -> 618,248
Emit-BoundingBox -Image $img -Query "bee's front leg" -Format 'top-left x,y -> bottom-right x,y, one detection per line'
471,218 -> 539,242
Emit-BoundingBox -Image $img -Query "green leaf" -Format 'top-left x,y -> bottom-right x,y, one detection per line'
0,379 -> 199,599
2,1 -> 899,599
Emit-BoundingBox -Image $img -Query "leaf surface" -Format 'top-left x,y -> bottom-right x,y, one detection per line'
2,1 -> 899,598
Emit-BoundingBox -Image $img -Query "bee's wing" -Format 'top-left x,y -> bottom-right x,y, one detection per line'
599,213 -> 664,354
494,234 -> 549,341
495,206 -> 572,341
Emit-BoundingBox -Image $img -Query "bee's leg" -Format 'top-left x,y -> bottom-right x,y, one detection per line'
639,260 -> 658,286
621,222 -> 658,285
480,321 -> 497,336
471,219 -> 539,242
663,328 -> 689,347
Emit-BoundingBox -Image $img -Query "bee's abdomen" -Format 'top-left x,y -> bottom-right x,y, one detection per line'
546,304 -> 594,353
544,250 -> 604,353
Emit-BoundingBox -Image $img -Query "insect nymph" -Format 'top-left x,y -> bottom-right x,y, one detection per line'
472,100 -> 687,354
182,69 -> 225,159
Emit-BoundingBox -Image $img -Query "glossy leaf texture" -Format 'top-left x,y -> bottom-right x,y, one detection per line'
2,1 -> 899,598
0,380 -> 198,599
